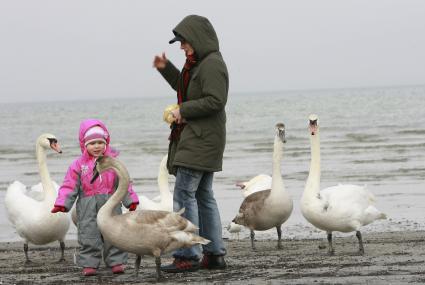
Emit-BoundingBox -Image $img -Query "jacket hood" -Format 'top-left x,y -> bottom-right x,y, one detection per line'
78,119 -> 116,158
172,15 -> 219,60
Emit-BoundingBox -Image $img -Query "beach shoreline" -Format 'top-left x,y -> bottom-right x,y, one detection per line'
1,230 -> 424,284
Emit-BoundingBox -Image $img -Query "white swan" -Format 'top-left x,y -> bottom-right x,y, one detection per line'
236,174 -> 272,197
226,222 -> 244,240
91,156 -> 209,280
301,114 -> 387,255
233,123 -> 293,250
5,134 -> 70,263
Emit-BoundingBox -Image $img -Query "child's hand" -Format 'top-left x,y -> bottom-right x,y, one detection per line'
51,206 -> 67,213
129,203 -> 138,211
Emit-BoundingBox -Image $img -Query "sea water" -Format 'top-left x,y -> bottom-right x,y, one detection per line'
1,85 -> 424,241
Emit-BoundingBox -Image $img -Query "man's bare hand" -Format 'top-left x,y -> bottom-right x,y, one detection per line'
153,52 -> 167,69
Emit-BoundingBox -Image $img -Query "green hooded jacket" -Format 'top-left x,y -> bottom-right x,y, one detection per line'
158,15 -> 229,174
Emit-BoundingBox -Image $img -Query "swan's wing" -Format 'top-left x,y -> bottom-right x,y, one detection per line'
6,181 -> 27,195
121,210 -> 167,224
28,181 -> 60,201
320,184 -> 377,219
30,181 -> 59,192
152,195 -> 161,202
5,181 -> 44,226
238,190 -> 271,217
242,174 -> 272,197
139,194 -> 173,212
28,183 -> 45,201
30,182 -> 43,193
127,210 -> 195,232
5,181 -> 28,224
322,184 -> 373,204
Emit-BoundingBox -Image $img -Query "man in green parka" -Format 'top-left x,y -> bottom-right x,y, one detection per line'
153,15 -> 228,272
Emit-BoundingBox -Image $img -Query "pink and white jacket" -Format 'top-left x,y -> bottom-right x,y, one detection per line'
54,119 -> 139,210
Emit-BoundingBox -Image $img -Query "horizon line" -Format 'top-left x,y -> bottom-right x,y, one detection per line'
0,83 -> 424,105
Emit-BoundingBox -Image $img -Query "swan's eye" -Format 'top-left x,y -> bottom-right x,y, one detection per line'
309,119 -> 317,126
47,138 -> 57,144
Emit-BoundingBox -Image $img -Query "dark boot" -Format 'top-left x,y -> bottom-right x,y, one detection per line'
201,254 -> 227,270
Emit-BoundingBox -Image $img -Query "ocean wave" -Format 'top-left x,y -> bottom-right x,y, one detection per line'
397,129 -> 425,135
345,133 -> 382,142
352,157 -> 409,164
324,142 -> 425,151
377,192 -> 425,197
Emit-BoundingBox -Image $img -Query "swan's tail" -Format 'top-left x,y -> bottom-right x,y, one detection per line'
365,206 -> 387,222
177,208 -> 185,215
377,212 -> 387,220
171,232 -> 210,246
190,234 -> 210,245
183,219 -> 198,232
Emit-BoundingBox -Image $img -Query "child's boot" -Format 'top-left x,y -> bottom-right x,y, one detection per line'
111,264 -> 125,274
82,267 -> 97,276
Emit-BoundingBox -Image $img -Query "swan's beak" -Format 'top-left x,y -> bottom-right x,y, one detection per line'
309,120 -> 318,136
235,182 -> 246,189
91,165 -> 99,184
275,123 -> 286,143
278,128 -> 286,143
48,139 -> 62,153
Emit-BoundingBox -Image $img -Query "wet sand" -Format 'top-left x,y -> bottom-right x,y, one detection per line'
0,231 -> 424,284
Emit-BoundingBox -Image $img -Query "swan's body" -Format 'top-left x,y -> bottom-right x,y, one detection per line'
5,134 -> 70,262
301,114 -> 387,255
92,156 -> 209,280
233,123 -> 293,249
236,174 -> 272,197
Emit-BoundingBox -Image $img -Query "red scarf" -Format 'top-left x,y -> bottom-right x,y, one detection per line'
177,54 -> 197,104
169,54 -> 197,142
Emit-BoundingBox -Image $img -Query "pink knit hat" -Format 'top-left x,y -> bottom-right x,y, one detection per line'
84,126 -> 108,146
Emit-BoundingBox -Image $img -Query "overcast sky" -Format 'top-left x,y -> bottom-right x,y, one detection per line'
0,0 -> 424,103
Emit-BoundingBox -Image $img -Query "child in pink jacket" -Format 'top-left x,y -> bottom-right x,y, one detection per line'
51,119 -> 139,276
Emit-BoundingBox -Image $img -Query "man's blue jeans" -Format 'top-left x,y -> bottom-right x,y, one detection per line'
173,166 -> 226,260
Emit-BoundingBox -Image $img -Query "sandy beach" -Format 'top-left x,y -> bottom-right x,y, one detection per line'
0,230 -> 424,284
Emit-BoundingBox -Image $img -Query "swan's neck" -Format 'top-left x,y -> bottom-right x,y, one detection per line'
36,144 -> 55,198
305,132 -> 321,197
158,160 -> 171,200
270,136 -> 284,197
99,160 -> 130,217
